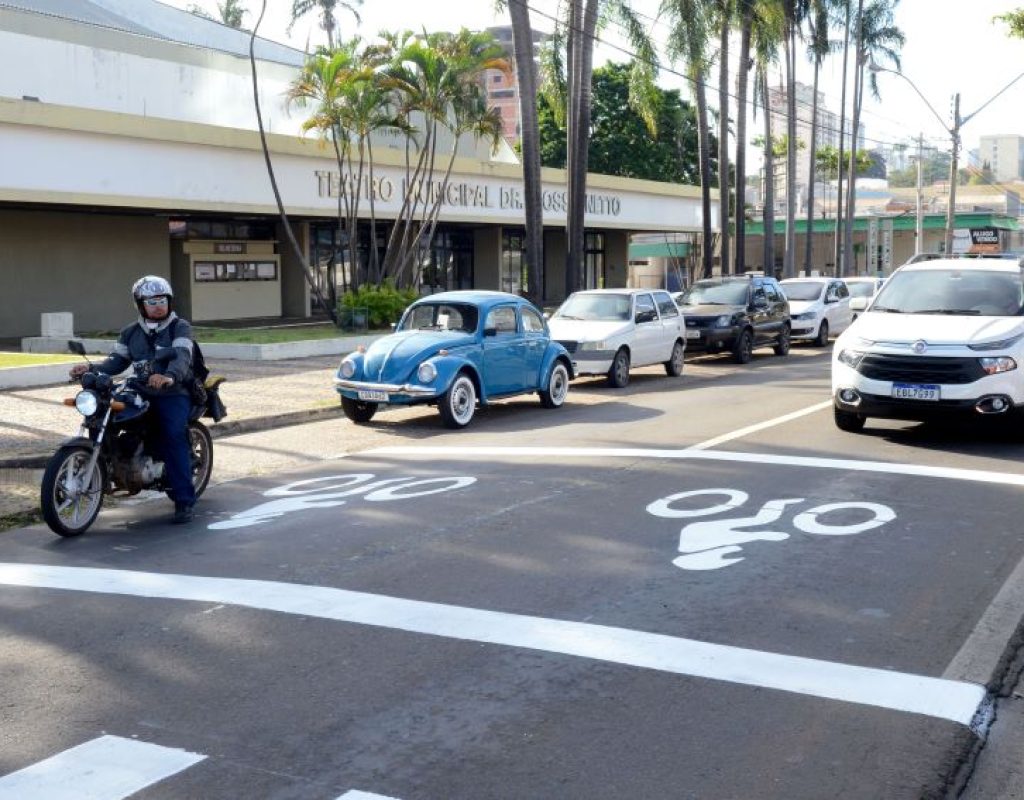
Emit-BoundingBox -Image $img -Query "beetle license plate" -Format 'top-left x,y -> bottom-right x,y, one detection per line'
892,383 -> 940,401
357,390 -> 388,402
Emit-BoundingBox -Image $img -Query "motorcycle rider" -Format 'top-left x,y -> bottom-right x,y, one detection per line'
69,276 -> 198,523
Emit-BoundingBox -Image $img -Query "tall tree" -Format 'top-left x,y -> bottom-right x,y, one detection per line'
996,8 -> 1024,38
218,0 -> 247,28
289,0 -> 362,48
749,0 -> 783,274
712,0 -> 734,276
841,0 -> 903,274
781,0 -> 808,279
662,0 -> 716,279
833,0 -> 851,272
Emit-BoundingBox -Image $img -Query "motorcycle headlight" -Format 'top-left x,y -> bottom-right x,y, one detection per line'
837,349 -> 866,368
74,390 -> 99,417
968,333 -> 1024,352
417,361 -> 437,383
339,358 -> 356,379
579,341 -> 606,351
715,315 -> 732,327
979,356 -> 1017,375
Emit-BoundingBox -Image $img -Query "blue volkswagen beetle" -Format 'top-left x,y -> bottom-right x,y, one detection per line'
334,291 -> 573,428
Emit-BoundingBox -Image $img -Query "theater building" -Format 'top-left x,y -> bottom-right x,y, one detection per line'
0,0 -> 714,338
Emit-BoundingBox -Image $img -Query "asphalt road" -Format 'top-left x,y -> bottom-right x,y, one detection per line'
3,347 -> 1024,799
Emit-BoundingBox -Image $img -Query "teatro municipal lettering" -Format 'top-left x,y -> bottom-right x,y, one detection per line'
314,170 -> 621,217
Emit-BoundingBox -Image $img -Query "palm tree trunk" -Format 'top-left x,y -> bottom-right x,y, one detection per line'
834,0 -> 852,274
510,0 -> 544,304
804,61 -> 821,277
783,21 -> 797,279
718,13 -> 731,276
734,6 -> 752,275
842,0 -> 865,277
761,71 -> 775,274
695,69 -> 714,279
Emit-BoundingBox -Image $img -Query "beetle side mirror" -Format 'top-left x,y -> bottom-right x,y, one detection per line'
484,327 -> 498,337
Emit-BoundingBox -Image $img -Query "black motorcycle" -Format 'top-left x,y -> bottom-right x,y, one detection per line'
40,341 -> 218,536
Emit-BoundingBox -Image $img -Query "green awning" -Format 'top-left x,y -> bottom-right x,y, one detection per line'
744,212 -> 1018,236
629,241 -> 692,258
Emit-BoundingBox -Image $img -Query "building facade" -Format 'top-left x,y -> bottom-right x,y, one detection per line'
978,134 -> 1024,183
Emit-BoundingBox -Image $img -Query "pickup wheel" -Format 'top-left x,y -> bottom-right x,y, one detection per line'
773,324 -> 791,356
834,406 -> 866,432
607,348 -> 630,388
732,329 -> 753,364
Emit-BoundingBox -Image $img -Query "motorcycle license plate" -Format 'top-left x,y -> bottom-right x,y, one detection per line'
892,383 -> 940,401
357,390 -> 388,402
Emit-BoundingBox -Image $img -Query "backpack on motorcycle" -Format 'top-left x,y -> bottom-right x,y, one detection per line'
172,319 -> 227,422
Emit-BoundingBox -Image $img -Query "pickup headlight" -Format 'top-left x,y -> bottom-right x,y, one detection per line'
339,358 -> 356,379
837,349 -> 866,368
979,356 -> 1017,375
968,333 -> 1024,351
579,341 -> 607,351
714,315 -> 732,328
417,361 -> 437,383
74,390 -> 99,417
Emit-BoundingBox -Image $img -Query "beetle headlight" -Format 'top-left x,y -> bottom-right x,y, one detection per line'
417,362 -> 437,383
969,333 -> 1024,352
579,341 -> 606,351
979,356 -> 1017,375
339,358 -> 356,379
837,349 -> 866,368
74,390 -> 99,417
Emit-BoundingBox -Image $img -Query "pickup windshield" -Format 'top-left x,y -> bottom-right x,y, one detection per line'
871,269 -> 1024,316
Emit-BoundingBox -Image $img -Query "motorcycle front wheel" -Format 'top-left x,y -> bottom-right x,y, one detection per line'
188,422 -> 213,499
41,445 -> 105,537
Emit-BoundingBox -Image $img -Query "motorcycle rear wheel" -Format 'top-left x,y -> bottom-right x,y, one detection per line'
41,445 -> 105,537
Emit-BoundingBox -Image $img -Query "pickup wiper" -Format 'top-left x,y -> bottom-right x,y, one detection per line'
869,306 -> 902,313
912,309 -> 981,315
555,314 -> 583,320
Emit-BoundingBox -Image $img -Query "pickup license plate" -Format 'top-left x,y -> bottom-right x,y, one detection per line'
892,383 -> 940,401
357,390 -> 388,402
685,329 -> 701,339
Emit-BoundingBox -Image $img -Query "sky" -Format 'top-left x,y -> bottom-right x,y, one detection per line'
167,0 -> 1024,163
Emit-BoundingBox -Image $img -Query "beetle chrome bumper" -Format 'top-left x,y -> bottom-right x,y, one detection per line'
333,377 -> 436,397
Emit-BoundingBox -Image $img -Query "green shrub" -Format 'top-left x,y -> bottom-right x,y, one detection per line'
338,282 -> 419,329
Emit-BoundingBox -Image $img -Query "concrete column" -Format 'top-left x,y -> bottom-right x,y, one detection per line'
279,221 -> 311,318
604,230 -> 629,288
473,227 -> 502,290
544,229 -> 566,305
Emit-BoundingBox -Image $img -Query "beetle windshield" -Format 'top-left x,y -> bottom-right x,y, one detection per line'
680,281 -> 749,306
871,269 -> 1024,316
554,293 -> 631,321
780,282 -> 824,301
399,303 -> 479,333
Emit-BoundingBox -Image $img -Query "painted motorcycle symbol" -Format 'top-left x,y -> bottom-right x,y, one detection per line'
646,488 -> 896,571
209,473 -> 477,530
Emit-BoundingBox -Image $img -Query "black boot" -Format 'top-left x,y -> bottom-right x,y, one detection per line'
173,502 -> 195,524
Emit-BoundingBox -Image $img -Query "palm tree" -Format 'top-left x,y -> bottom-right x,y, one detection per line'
781,0 -> 809,279
749,1 -> 783,274
289,0 -> 362,48
711,0 -> 734,276
662,0 -> 715,280
833,0 -> 851,272
218,0 -> 247,28
248,0 -> 336,322
841,0 -> 903,275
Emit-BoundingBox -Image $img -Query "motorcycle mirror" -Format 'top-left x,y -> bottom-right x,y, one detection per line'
68,340 -> 86,356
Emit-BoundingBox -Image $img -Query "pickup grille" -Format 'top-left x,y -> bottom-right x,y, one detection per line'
857,354 -> 985,385
556,340 -> 578,354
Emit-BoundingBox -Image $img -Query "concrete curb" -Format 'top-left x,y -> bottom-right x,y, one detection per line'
0,404 -> 342,470
0,362 -> 78,390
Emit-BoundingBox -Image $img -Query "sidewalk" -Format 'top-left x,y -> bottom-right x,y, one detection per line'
0,354 -> 346,519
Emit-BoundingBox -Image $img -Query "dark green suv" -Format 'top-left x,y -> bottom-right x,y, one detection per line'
675,275 -> 792,364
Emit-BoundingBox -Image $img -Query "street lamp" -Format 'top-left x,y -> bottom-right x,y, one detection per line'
868,62 -> 1024,256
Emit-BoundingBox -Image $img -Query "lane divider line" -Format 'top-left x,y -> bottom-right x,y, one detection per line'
0,563 -> 984,727
0,734 -> 205,800
363,445 -> 1024,489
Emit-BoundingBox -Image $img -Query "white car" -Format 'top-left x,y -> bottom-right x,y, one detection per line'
844,276 -> 886,317
780,277 -> 854,346
832,257 -> 1024,433
547,289 -> 686,387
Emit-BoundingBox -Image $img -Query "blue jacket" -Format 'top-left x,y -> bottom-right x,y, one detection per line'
96,314 -> 194,397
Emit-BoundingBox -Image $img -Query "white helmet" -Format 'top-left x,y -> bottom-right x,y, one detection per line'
132,275 -> 173,302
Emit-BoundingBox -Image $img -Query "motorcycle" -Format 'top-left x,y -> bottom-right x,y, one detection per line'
40,340 -> 217,537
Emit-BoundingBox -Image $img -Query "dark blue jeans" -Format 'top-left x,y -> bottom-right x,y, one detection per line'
152,394 -> 196,507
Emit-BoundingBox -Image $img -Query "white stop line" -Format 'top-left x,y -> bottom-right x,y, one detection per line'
0,563 -> 984,727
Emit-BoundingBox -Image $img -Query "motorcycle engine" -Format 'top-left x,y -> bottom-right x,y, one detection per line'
111,443 -> 164,495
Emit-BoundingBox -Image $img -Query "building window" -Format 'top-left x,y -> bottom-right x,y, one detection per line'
585,232 -> 605,288
502,229 -> 527,295
421,229 -> 474,292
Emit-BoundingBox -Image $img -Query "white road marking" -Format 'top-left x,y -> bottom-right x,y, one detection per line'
336,791 -> 402,800
365,446 -> 1024,488
689,400 -> 833,450
0,735 -> 205,800
0,563 -> 984,726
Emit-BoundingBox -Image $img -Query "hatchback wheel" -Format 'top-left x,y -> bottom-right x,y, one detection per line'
732,329 -> 753,364
815,320 -> 830,347
664,340 -> 685,377
773,324 -> 791,356
607,348 -> 630,388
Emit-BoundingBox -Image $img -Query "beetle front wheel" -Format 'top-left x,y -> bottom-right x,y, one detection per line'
540,362 -> 570,408
440,374 -> 476,428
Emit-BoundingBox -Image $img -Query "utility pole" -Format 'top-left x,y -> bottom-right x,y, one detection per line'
915,133 -> 924,256
944,93 -> 961,256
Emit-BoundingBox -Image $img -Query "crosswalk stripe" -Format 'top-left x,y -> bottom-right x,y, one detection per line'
0,563 -> 986,726
0,735 -> 205,800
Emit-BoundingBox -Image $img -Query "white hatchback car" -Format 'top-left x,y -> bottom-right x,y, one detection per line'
780,277 -> 854,346
844,276 -> 886,317
547,288 -> 686,387
832,258 -> 1024,432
